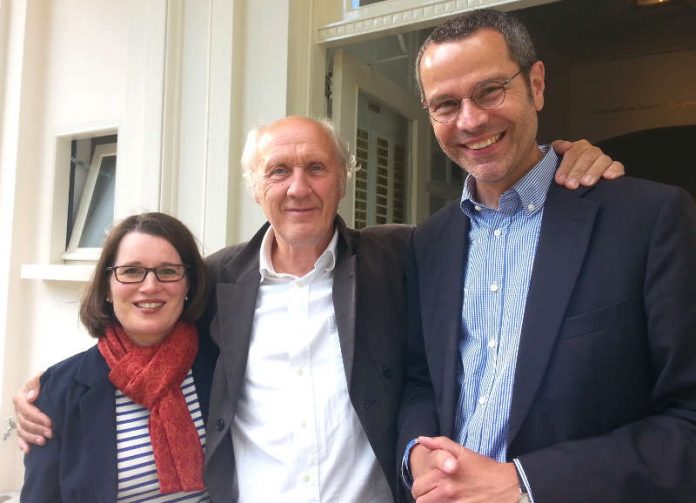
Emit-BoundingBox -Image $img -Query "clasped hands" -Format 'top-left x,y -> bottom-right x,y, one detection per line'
410,436 -> 521,503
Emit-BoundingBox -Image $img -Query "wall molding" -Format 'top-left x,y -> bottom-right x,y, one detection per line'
317,0 -> 552,45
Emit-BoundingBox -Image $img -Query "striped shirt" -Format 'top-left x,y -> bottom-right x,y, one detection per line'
455,146 -> 557,461
115,370 -> 210,503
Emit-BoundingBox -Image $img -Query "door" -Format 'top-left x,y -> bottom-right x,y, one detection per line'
331,49 -> 431,227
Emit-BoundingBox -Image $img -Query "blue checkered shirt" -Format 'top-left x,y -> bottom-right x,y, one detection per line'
455,146 -> 557,462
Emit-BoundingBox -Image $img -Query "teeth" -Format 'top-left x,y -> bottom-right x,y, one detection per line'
137,302 -> 163,309
467,134 -> 501,150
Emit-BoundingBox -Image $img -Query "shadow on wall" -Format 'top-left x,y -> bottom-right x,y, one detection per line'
598,125 -> 696,197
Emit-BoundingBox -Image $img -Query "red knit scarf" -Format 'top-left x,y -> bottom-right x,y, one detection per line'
98,322 -> 204,494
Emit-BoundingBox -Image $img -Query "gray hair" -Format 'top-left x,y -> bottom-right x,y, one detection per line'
241,116 -> 358,196
415,9 -> 539,100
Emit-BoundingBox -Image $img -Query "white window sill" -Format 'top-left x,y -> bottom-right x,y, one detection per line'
21,264 -> 95,282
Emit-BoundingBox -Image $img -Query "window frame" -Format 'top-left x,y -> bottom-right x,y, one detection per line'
62,142 -> 117,261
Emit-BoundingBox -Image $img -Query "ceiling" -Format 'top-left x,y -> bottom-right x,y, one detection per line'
519,0 -> 696,64
343,0 -> 696,88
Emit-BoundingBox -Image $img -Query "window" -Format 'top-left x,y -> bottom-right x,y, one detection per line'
354,127 -> 409,229
353,93 -> 411,229
351,0 -> 387,7
64,134 -> 117,259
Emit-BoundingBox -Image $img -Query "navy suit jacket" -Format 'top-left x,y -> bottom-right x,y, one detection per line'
21,333 -> 217,503
398,177 -> 696,502
202,217 -> 411,502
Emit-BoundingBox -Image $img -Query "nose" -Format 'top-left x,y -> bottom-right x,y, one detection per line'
139,270 -> 161,290
287,169 -> 312,198
455,98 -> 488,132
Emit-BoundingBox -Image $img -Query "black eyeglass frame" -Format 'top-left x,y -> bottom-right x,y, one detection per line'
422,65 -> 531,124
106,265 -> 189,284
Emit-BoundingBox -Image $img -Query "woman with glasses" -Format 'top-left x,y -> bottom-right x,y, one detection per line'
21,212 -> 216,502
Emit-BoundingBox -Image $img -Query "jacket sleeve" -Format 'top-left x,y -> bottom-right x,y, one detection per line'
21,369 -> 63,503
518,187 -> 696,502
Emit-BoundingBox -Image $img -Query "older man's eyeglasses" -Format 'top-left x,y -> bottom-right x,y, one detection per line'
107,265 -> 188,284
423,67 -> 528,124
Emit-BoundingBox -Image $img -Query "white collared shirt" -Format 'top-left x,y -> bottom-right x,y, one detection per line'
231,227 -> 391,503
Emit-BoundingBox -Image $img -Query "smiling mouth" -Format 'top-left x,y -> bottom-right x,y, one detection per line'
135,301 -> 164,309
465,133 -> 503,150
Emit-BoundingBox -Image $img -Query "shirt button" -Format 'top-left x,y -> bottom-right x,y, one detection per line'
527,203 -> 535,212
478,395 -> 488,405
295,281 -> 304,288
297,368 -> 304,376
493,229 -> 502,237
489,283 -> 499,292
488,339 -> 497,348
474,205 -> 482,212
302,474 -> 310,482
300,420 -> 307,428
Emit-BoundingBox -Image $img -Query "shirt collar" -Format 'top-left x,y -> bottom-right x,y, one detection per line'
258,226 -> 339,281
460,145 -> 557,217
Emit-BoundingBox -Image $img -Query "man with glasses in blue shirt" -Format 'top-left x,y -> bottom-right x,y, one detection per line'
399,9 -> 696,503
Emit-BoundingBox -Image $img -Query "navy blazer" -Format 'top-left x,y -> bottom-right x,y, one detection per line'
21,332 -> 217,503
398,177 -> 696,502
201,217 -> 412,502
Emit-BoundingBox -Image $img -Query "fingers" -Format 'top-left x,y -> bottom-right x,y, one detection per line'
13,388 -> 53,446
17,436 -> 30,454
417,437 -> 462,474
550,139 -> 573,155
411,464 -> 449,500
553,139 -> 624,189
418,436 -> 462,458
602,160 -> 625,180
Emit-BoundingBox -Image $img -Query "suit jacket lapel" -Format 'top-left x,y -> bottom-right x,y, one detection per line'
209,239 -> 262,456
75,346 -> 118,503
419,205 -> 470,437
333,218 -> 357,386
507,185 -> 598,444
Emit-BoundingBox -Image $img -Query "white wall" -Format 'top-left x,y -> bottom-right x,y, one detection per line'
0,0 -> 298,491
0,0 -> 136,490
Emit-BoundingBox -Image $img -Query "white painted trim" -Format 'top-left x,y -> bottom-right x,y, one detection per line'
159,0 -> 185,215
20,263 -> 95,282
318,0 -> 558,45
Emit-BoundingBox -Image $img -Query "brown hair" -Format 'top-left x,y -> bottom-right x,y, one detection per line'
79,212 -> 208,337
415,9 -> 538,100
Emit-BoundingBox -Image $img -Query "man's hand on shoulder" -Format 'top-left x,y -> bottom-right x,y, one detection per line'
552,139 -> 624,189
12,373 -> 52,453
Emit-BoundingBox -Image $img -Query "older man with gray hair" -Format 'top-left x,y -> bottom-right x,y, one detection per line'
202,116 -> 411,502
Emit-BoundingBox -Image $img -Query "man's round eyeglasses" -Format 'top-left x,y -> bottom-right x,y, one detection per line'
423,66 -> 529,124
107,265 -> 188,284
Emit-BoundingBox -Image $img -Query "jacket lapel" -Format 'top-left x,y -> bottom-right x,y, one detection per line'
418,205 -> 470,437
75,346 -> 117,503
207,237 -> 262,457
507,185 -> 598,444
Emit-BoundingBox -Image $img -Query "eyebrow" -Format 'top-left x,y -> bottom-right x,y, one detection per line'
427,73 -> 512,102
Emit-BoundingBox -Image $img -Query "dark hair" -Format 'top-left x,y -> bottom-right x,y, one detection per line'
415,9 -> 538,100
79,212 -> 208,337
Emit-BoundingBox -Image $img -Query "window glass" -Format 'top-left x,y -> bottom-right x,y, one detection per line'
65,135 -> 117,254
78,155 -> 115,247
